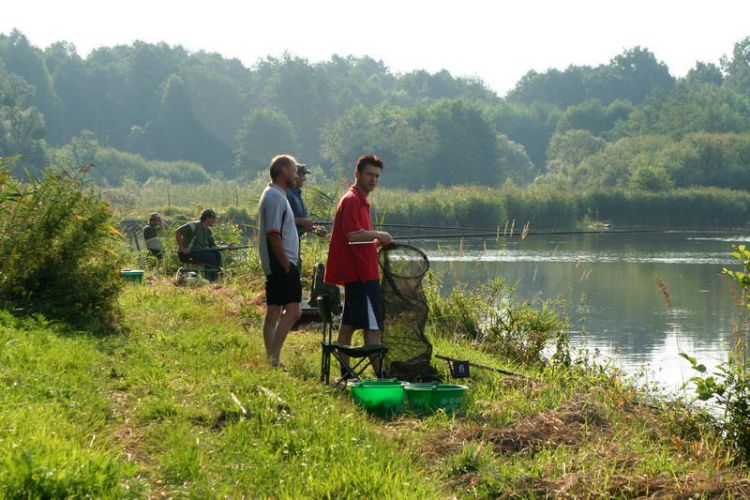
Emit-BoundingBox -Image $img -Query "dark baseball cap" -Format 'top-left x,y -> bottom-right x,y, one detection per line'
297,163 -> 311,174
200,208 -> 217,220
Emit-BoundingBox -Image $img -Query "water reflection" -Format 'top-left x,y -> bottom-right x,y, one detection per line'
422,231 -> 747,392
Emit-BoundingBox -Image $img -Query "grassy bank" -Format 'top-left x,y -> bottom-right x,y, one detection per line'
2,277 -> 750,497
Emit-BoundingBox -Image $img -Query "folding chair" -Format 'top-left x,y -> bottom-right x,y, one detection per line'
308,263 -> 341,312
318,293 -> 388,387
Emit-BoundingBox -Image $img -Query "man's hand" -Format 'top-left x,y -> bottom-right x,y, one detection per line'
179,247 -> 190,255
375,231 -> 393,247
228,243 -> 237,250
312,225 -> 328,237
299,219 -> 314,232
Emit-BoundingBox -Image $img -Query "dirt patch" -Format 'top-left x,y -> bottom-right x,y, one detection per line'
203,284 -> 246,316
110,390 -> 148,464
109,389 -> 160,496
494,376 -> 539,391
445,471 -> 485,492
527,471 -> 750,498
424,399 -> 608,457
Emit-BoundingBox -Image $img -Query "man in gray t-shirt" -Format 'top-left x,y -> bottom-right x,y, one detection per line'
257,154 -> 302,368
259,186 -> 299,275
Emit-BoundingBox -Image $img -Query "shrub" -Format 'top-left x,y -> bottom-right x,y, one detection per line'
0,160 -> 125,330
681,245 -> 750,461
425,275 -> 570,364
222,206 -> 254,235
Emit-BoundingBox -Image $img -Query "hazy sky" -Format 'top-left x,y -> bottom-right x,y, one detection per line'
3,0 -> 750,96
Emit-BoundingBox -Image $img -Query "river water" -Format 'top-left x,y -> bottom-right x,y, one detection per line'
421,230 -> 750,393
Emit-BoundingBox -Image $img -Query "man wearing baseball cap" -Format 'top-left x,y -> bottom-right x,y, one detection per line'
286,163 -> 327,274
143,212 -> 167,259
286,163 -> 314,236
175,208 -> 222,281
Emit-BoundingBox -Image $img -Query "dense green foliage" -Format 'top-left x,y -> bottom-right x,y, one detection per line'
4,29 -> 750,198
101,177 -> 750,232
373,184 -> 750,229
51,130 -> 210,185
0,160 -> 124,329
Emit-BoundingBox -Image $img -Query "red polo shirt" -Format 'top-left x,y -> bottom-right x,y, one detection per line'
324,185 -> 379,285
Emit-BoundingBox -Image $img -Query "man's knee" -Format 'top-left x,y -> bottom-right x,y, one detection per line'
285,303 -> 302,321
337,326 -> 353,344
265,305 -> 283,323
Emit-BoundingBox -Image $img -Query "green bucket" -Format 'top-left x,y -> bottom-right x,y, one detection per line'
121,269 -> 145,284
350,379 -> 406,417
404,383 -> 468,414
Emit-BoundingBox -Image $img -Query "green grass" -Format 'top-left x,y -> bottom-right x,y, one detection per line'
0,312 -> 141,497
1,279 -> 749,497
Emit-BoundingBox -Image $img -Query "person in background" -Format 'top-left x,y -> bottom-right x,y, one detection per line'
175,208 -> 222,281
286,163 -> 327,273
287,163 -> 314,236
258,154 -> 302,368
324,154 -> 392,376
143,212 -> 167,259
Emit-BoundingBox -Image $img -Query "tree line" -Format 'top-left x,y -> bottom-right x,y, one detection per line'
3,29 -> 750,195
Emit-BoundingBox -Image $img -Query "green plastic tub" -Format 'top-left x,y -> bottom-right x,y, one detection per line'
404,383 -> 468,414
121,269 -> 144,283
350,379 -> 406,417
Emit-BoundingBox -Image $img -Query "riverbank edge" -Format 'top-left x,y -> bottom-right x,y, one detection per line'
1,277 -> 749,497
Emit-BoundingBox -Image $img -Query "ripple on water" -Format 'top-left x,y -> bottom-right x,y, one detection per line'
427,250 -> 733,265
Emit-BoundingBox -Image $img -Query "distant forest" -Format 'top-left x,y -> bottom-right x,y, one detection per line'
3,29 -> 750,192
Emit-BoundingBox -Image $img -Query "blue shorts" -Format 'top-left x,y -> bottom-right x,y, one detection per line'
342,281 -> 383,330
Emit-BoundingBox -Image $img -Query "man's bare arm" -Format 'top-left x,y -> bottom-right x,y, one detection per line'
267,232 -> 291,273
175,232 -> 189,254
295,217 -> 314,232
345,230 -> 392,246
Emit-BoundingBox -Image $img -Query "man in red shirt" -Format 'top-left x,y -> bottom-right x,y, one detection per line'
325,155 -> 393,375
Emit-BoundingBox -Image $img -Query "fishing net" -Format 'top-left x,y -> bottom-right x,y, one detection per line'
379,243 -> 440,382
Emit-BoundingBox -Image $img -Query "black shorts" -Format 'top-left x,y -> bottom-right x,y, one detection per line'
342,280 -> 383,330
265,264 -> 302,306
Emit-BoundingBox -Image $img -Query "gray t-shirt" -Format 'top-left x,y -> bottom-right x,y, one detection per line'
258,183 -> 299,275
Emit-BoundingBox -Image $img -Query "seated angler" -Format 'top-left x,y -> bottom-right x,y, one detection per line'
143,212 -> 167,260
175,208 -> 223,282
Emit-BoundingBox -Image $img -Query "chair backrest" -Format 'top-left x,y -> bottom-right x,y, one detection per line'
317,293 -> 334,343
309,263 -> 342,314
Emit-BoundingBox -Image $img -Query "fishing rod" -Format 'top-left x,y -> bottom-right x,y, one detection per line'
315,221 -> 736,237
318,219 -> 745,240
389,228 -> 671,241
187,245 -> 250,254
348,228 -> 653,244
314,220 -> 504,233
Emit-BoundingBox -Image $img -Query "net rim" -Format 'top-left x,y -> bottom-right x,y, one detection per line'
379,243 -> 430,279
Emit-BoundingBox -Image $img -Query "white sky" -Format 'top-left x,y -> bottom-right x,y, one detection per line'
3,0 -> 750,96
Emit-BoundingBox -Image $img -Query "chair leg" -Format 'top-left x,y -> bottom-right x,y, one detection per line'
377,352 -> 386,379
320,347 -> 327,383
335,355 -> 384,388
322,346 -> 334,385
